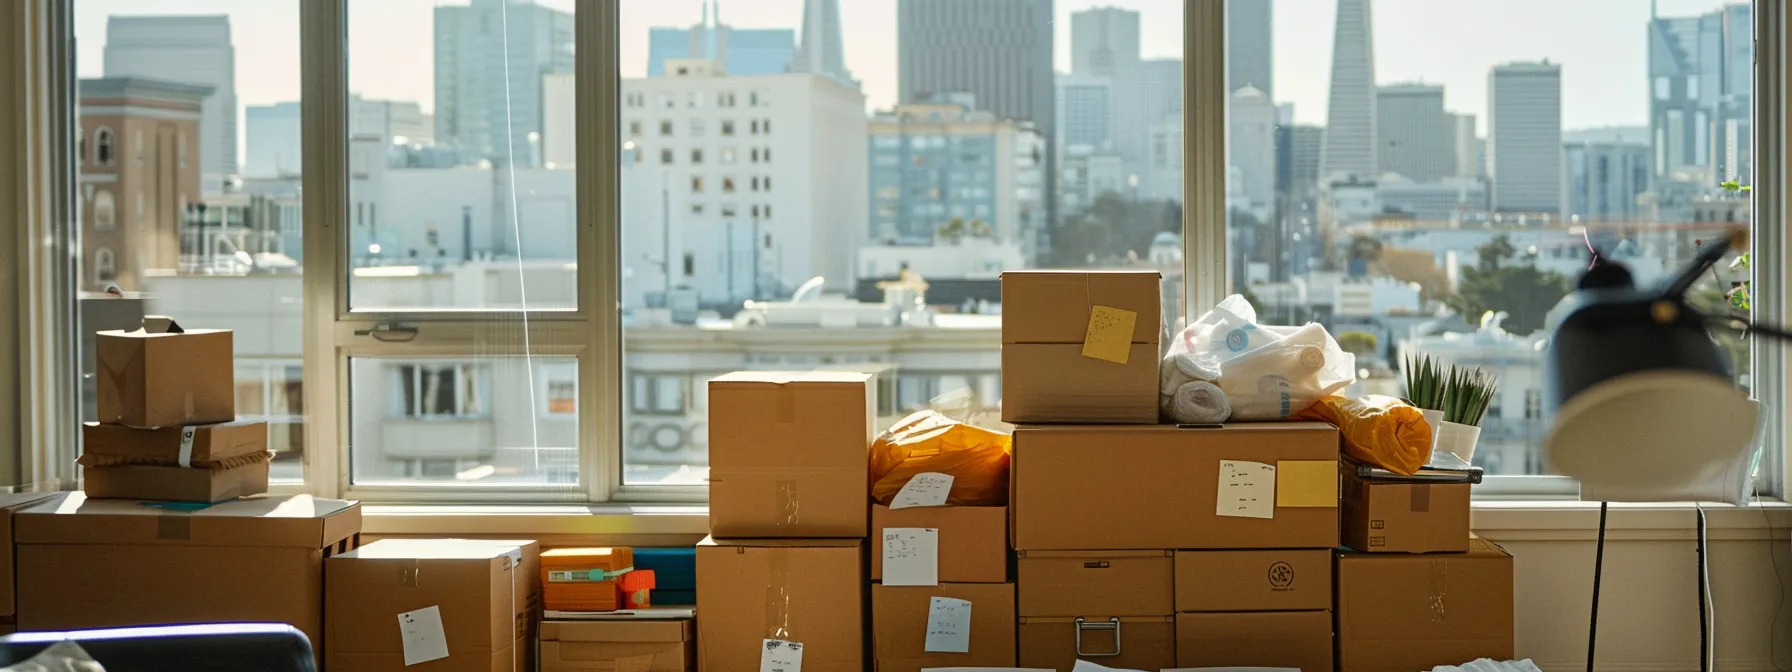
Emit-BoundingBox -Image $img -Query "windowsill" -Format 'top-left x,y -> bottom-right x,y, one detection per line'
361,501 -> 1792,542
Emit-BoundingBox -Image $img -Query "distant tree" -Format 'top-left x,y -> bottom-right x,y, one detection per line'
1443,235 -> 1569,335
1052,194 -> 1179,267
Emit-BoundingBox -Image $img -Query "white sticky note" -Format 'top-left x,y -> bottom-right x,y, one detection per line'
397,605 -> 450,666
923,596 -> 972,653
1070,661 -> 1148,672
890,472 -> 955,509
883,527 -> 940,586
759,639 -> 803,672
1216,460 -> 1276,519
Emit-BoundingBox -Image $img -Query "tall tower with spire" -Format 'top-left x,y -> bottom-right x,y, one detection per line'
1318,0 -> 1377,180
791,0 -> 854,85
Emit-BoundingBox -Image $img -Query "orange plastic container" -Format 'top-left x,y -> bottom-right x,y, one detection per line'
541,547 -> 635,612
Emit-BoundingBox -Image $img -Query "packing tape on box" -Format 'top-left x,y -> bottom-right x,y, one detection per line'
776,479 -> 800,527
177,426 -> 197,468
763,546 -> 792,641
1410,483 -> 1432,513
1428,557 -> 1448,624
156,515 -> 191,541
401,560 -> 421,587
775,384 -> 796,423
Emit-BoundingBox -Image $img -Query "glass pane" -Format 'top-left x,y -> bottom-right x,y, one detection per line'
619,0 -> 1187,484
346,0 -> 578,311
349,356 -> 579,486
74,0 -> 308,484
1227,0 -> 1753,478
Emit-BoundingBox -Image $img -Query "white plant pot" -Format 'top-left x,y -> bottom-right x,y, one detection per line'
1420,409 -> 1445,454
1435,421 -> 1482,464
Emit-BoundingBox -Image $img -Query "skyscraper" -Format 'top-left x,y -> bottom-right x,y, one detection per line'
1488,61 -> 1563,215
1450,113 -> 1480,178
647,0 -> 796,79
1227,0 -> 1274,98
1057,74 -> 1116,152
103,15 -> 238,183
792,0 -> 854,85
1649,3 -> 1752,183
1071,7 -> 1141,78
245,102 -> 302,178
1566,141 -> 1651,223
1376,84 -> 1452,182
1319,0 -> 1377,180
434,0 -> 575,167
1229,86 -> 1277,213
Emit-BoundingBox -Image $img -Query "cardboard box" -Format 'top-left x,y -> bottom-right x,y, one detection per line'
1341,463 -> 1472,553
0,493 -> 61,618
1017,615 -> 1174,671
95,325 -> 234,428
1016,550 -> 1173,617
1175,610 -> 1332,671
16,493 -> 360,657
81,458 -> 271,503
1001,270 -> 1162,425
326,539 -> 536,672
706,371 -> 875,538
1011,424 -> 1340,550
871,582 -> 1015,672
541,612 -> 694,672
80,420 -> 268,466
694,536 -> 863,671
1174,549 -> 1331,612
1336,538 -> 1515,672
871,505 -> 1007,583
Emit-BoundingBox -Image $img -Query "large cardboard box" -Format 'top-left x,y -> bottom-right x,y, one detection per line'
707,371 -> 875,538
81,458 -> 271,502
0,493 -> 61,618
1337,538 -> 1515,672
540,612 -> 694,672
871,505 -> 1007,583
1175,610 -> 1332,671
1341,463 -> 1472,553
694,536 -> 863,671
1174,549 -> 1331,612
80,420 -> 268,466
1001,270 -> 1161,424
15,493 -> 360,656
1016,550 -> 1172,617
95,326 -> 234,428
1011,424 -> 1340,550
326,539 -> 536,672
1017,615 -> 1175,670
871,582 -> 1015,672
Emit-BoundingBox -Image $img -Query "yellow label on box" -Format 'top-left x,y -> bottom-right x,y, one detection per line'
1081,305 -> 1137,364
1275,460 -> 1338,508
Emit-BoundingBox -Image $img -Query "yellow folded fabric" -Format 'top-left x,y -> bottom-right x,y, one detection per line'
1293,394 -> 1432,475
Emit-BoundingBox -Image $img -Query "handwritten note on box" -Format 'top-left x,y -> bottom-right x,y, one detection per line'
891,472 -> 954,509
923,596 -> 972,653
883,527 -> 940,586
398,605 -> 450,666
1217,460 -> 1275,519
759,639 -> 804,672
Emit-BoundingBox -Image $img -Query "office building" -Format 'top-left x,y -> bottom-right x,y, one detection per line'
434,0 -> 575,167
1649,3 -> 1752,182
1488,61 -> 1563,215
350,97 -> 432,146
1278,124 -> 1325,196
1058,73 -> 1116,152
791,0 -> 855,85
1229,86 -> 1277,214
1566,141 -> 1651,222
1060,145 -> 1129,215
648,1 -> 796,78
1071,7 -> 1141,78
1320,0 -> 1377,179
868,101 -> 1047,249
1227,0 -> 1274,97
1378,177 -> 1489,221
102,15 -> 238,184
898,0 -> 1054,138
78,77 -> 211,292
1376,84 -> 1453,182
1451,113 -> 1481,178
246,103 -> 302,178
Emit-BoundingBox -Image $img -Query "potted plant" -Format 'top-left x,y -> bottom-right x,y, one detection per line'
1437,366 -> 1498,463
1402,354 -> 1447,452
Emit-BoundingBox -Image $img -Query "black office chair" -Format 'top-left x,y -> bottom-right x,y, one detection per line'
0,623 -> 315,671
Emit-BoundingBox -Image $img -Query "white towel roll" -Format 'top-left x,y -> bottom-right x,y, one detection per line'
1159,352 -> 1223,396
1162,380 -> 1232,424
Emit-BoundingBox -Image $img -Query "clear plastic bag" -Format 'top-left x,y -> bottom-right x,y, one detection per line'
1170,294 -> 1357,420
1,642 -> 106,672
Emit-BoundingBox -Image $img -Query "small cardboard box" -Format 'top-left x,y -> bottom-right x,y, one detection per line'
82,458 -> 271,503
0,493 -> 61,618
871,582 -> 1016,672
80,420 -> 268,466
16,493 -> 361,657
540,612 -> 694,672
1000,270 -> 1161,424
1017,615 -> 1174,671
1336,538 -> 1515,672
1341,463 -> 1472,553
694,536 -> 863,671
327,539 -> 537,672
706,372 -> 874,538
871,505 -> 1007,583
1175,610 -> 1333,671
1174,549 -> 1332,612
1011,424 -> 1340,550
1016,550 -> 1173,617
95,322 -> 234,428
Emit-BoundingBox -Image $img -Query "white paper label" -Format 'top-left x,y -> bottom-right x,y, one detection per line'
759,639 -> 804,672
920,669 -> 1055,672
890,472 -> 954,509
923,596 -> 972,653
398,605 -> 450,666
1162,668 -> 1301,672
882,527 -> 939,586
1069,661 -> 1147,672
1216,460 -> 1276,519
177,426 -> 196,467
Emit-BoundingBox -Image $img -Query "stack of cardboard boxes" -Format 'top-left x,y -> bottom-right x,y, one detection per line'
869,473 -> 1016,670
696,371 -> 877,671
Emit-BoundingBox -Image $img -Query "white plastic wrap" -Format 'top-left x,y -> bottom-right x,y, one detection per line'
0,642 -> 105,672
1429,659 -> 1545,672
1168,294 -> 1356,420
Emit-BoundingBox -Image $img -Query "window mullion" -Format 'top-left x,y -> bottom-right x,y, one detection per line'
578,0 -> 620,503
300,0 -> 348,500
1184,0 -> 1227,319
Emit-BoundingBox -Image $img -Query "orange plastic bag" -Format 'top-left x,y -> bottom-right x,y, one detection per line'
1292,394 -> 1432,476
869,410 -> 1013,506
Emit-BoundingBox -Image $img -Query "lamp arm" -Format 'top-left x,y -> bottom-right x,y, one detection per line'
1703,312 -> 1792,343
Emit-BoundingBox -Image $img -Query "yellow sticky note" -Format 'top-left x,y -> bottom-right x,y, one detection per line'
1081,305 -> 1137,365
1276,460 -> 1338,508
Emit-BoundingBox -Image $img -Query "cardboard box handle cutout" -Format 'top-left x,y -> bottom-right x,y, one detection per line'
1075,617 -> 1121,657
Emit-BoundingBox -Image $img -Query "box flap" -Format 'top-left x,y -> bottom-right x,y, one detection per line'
18,493 -> 361,548
81,421 -> 269,464
96,327 -> 232,340
340,538 -> 522,561
697,536 -> 861,549
1000,270 -> 1162,344
710,371 -> 873,385
542,619 -> 692,643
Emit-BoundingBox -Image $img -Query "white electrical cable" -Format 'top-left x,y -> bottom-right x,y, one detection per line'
497,0 -> 542,465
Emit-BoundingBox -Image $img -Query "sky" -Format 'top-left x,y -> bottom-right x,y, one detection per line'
74,0 -> 1745,136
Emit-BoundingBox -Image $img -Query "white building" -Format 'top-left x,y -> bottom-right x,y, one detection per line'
1319,0 -> 1377,179
1451,113 -> 1481,178
102,15 -> 238,186
435,0 -> 574,166
1146,113 -> 1185,201
1060,144 -> 1129,214
1228,86 -> 1276,216
1377,177 -> 1488,221
1488,61 -> 1564,215
245,102 -> 302,178
1376,84 -> 1453,182
542,72 -> 577,168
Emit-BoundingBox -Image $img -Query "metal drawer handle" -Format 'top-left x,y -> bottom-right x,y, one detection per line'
1074,616 -> 1121,657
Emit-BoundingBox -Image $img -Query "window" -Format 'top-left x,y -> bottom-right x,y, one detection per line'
762,119 -> 772,134
690,176 -> 704,193
393,363 -> 485,419
690,148 -> 704,165
689,203 -> 705,216
749,120 -> 759,135
722,176 -> 736,194
93,247 -> 116,284
661,148 -> 674,165
762,147 -> 772,163
94,126 -> 114,166
763,176 -> 771,192
719,92 -> 736,108
660,120 -> 673,137
721,120 -> 735,136
749,148 -> 759,163
629,120 -> 642,136
92,189 -> 115,231
542,362 -> 577,416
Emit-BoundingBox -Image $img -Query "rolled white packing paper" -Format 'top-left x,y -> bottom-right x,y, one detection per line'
1162,380 -> 1231,424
